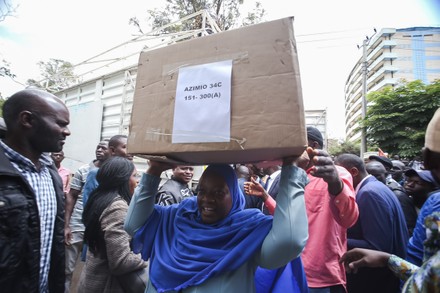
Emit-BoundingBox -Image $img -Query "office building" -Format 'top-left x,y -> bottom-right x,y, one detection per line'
345,27 -> 440,141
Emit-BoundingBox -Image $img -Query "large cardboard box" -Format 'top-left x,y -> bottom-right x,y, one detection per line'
128,17 -> 306,165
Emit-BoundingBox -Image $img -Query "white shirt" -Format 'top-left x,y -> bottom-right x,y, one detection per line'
355,174 -> 372,194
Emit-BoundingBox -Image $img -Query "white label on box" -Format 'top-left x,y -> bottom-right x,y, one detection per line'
172,60 -> 233,143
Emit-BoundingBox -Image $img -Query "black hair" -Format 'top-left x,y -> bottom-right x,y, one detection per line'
109,134 -> 127,148
82,156 -> 135,256
2,88 -> 64,132
2,89 -> 49,131
335,153 -> 366,174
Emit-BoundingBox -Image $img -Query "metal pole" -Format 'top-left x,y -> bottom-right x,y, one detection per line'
360,39 -> 368,159
358,29 -> 376,160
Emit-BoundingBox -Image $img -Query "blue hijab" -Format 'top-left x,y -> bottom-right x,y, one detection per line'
132,164 -> 273,292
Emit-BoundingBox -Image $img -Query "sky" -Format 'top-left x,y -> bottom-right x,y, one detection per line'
0,0 -> 439,139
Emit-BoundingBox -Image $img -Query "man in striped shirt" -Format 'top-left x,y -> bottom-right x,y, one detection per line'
0,89 -> 70,292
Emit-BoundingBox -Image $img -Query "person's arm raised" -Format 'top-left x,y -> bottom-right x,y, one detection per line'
124,160 -> 174,236
257,155 -> 309,269
309,148 -> 359,227
308,149 -> 343,195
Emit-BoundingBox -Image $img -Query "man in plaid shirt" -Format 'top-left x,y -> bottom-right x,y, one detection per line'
0,89 -> 70,293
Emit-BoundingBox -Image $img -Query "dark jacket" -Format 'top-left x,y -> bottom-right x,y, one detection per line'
388,180 -> 417,237
262,173 -> 281,215
267,174 -> 281,199
347,176 -> 408,293
155,176 -> 194,206
0,150 -> 65,293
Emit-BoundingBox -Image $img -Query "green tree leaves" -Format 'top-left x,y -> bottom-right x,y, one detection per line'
0,59 -> 16,79
328,140 -> 360,157
361,80 -> 440,158
130,0 -> 265,35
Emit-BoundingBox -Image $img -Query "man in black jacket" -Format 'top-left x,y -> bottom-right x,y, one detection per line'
155,165 -> 194,206
0,89 -> 70,292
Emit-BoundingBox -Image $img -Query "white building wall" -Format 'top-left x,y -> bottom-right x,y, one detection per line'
345,27 -> 440,142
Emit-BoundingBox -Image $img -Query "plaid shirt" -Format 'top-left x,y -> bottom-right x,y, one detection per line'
0,140 -> 57,293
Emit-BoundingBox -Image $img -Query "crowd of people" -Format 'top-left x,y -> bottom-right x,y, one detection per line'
1,88 -> 440,293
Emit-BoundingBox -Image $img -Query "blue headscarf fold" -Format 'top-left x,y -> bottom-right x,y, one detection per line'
132,164 -> 273,292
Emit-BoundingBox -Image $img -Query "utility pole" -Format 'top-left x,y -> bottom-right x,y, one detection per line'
358,29 -> 376,160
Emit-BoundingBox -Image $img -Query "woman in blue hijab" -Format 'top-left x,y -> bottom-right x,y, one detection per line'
125,159 -> 309,293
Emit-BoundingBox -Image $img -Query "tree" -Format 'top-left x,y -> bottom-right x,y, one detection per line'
27,58 -> 78,93
130,0 -> 266,35
0,0 -> 18,22
328,140 -> 361,157
0,59 -> 16,79
241,1 -> 265,27
0,97 -> 4,116
360,79 -> 440,158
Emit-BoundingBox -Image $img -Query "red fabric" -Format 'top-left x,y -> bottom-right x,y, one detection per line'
263,195 -> 276,216
302,166 -> 358,288
57,166 -> 71,193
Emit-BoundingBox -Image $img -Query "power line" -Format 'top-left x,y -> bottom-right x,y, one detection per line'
296,27 -> 371,37
297,35 -> 362,43
294,31 -> 440,46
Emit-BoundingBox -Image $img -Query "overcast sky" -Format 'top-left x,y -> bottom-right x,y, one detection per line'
0,0 -> 439,139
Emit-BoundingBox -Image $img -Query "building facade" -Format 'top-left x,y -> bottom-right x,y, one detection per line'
345,27 -> 440,142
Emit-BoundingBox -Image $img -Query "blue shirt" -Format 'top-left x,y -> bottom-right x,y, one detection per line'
82,168 -> 99,206
407,191 -> 440,266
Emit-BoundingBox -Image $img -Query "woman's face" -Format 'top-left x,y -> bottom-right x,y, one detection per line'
197,171 -> 233,224
129,168 -> 138,195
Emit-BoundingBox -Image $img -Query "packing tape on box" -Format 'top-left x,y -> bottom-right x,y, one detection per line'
144,129 -> 247,150
162,52 -> 250,77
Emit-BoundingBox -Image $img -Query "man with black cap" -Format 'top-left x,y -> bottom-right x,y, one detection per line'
368,155 -> 398,186
301,126 -> 359,292
401,169 -> 438,236
404,169 -> 438,210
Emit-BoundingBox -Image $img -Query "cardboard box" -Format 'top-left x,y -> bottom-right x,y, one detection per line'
128,17 -> 307,165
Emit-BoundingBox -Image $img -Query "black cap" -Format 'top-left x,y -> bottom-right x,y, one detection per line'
307,126 -> 323,148
404,169 -> 437,185
369,155 -> 393,170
